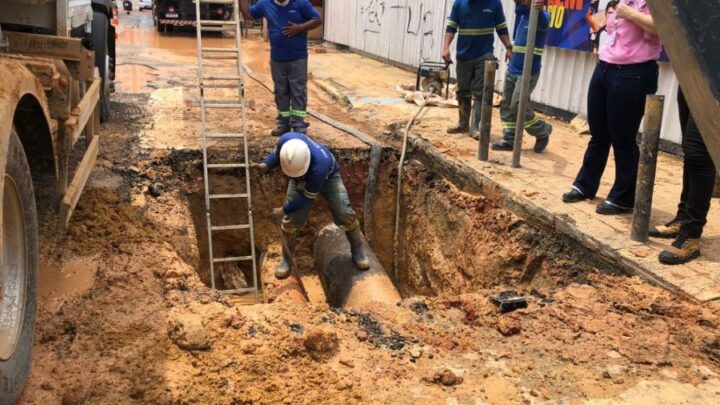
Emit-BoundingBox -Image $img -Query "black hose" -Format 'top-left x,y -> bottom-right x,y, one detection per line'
242,65 -> 382,244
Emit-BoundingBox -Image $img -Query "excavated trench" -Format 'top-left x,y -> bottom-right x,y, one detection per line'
172,145 -> 617,307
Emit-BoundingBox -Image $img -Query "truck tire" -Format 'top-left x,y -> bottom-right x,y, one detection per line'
92,11 -> 111,122
0,130 -> 39,405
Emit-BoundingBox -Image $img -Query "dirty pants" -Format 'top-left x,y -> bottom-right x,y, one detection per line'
270,58 -> 308,133
572,60 -> 658,208
673,90 -> 717,239
500,72 -> 551,143
281,171 -> 359,234
456,55 -> 492,128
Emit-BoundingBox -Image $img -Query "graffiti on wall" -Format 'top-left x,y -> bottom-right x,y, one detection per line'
359,0 -> 444,60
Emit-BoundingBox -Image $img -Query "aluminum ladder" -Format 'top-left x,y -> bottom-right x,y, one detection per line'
194,0 -> 259,301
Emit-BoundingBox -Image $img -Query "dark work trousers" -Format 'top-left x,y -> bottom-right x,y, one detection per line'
572,60 -> 659,208
675,90 -> 717,238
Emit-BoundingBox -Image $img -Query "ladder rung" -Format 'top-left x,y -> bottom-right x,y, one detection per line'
218,287 -> 256,295
209,193 -> 248,199
202,83 -> 243,89
203,75 -> 242,81
211,224 -> 250,231
206,132 -> 245,138
202,47 -> 239,52
202,55 -> 239,60
207,163 -> 247,169
203,102 -> 244,109
201,26 -> 235,32
199,20 -> 235,26
213,256 -> 253,263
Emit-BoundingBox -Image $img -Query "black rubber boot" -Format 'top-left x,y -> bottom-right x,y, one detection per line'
345,228 -> 370,270
447,99 -> 471,134
271,125 -> 290,137
275,232 -> 296,279
469,98 -> 481,139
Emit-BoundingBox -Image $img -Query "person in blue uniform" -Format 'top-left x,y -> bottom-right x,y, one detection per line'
239,0 -> 322,136
492,0 -> 553,152
443,0 -> 513,136
253,132 -> 370,279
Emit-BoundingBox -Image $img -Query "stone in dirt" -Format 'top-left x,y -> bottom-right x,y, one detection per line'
168,313 -> 212,351
425,369 -> 464,386
356,330 -> 368,342
304,326 -> 339,361
496,313 -> 522,336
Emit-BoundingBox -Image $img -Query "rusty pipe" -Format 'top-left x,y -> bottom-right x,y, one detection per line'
314,224 -> 401,308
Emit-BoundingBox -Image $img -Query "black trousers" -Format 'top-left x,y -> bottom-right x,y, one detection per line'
573,60 -> 659,208
675,90 -> 717,238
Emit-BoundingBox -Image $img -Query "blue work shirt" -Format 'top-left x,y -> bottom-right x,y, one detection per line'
446,0 -> 509,61
263,132 -> 338,214
250,0 -> 321,62
508,5 -> 550,76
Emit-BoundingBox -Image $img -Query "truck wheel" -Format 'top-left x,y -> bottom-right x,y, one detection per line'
92,11 -> 111,122
0,130 -> 39,404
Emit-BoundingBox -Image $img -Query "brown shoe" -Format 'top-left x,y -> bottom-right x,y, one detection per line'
659,236 -> 700,265
649,219 -> 682,239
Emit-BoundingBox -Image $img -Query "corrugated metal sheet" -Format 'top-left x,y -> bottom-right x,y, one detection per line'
324,0 -> 683,144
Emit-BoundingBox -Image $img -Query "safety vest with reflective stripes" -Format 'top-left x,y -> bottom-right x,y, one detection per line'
446,0 -> 509,61
508,5 -> 550,76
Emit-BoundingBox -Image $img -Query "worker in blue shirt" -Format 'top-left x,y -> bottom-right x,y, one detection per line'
239,0 -> 322,136
493,0 -> 553,152
443,0 -> 513,136
252,132 -> 370,279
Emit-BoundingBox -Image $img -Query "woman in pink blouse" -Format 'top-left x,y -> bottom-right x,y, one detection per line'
563,0 -> 662,215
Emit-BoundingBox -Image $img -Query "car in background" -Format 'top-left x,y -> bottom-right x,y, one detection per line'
153,0 -> 233,33
139,0 -> 151,10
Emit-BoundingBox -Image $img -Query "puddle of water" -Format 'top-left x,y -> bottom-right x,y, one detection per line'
39,258 -> 98,299
115,64 -> 158,93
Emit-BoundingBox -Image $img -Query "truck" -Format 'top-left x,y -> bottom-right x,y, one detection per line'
0,1 -> 115,402
152,0 -> 235,33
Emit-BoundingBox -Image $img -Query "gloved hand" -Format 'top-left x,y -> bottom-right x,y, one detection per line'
250,163 -> 269,175
270,207 -> 284,224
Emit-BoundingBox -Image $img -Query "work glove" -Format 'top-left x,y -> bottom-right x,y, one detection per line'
270,207 -> 284,224
249,162 -> 269,175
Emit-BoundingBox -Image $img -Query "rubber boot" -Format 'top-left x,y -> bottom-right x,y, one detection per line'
469,98 -> 481,139
345,228 -> 370,270
275,231 -> 296,279
271,124 -> 290,137
447,99 -> 471,134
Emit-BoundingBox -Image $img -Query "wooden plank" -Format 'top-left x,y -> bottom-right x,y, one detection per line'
65,78 -> 100,146
647,1 -> 720,172
5,32 -> 85,61
59,135 -> 99,229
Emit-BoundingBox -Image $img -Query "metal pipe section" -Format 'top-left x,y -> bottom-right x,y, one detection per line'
631,95 -> 665,242
511,5 -> 540,168
314,224 -> 401,308
478,60 -> 498,161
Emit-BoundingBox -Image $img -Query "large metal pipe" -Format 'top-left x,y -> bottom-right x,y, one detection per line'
314,224 -> 401,308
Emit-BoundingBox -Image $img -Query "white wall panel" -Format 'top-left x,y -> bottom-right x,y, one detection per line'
324,0 -> 683,145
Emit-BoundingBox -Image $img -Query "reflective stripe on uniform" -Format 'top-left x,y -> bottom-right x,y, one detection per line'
458,28 -> 494,36
496,22 -> 508,30
513,45 -> 544,56
278,111 -> 291,118
502,116 -> 540,129
303,189 -> 319,199
447,19 -> 458,29
290,109 -> 307,118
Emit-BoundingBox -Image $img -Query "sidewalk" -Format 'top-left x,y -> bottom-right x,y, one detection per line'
309,51 -> 720,302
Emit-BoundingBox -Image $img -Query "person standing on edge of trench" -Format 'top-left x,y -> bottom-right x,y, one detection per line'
238,0 -> 322,136
492,0 -> 553,153
443,0 -> 513,137
648,90 -> 717,265
562,0 -> 661,216
250,132 -> 371,279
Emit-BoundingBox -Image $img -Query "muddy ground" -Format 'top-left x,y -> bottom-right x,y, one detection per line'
19,12 -> 720,405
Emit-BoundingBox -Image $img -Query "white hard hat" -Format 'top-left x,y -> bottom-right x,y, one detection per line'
279,139 -> 311,178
